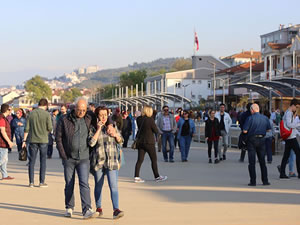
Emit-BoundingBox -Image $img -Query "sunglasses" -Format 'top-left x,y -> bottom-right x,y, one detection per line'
164,109 -> 169,111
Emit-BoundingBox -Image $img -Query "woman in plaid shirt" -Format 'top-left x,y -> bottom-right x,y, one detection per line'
89,106 -> 124,220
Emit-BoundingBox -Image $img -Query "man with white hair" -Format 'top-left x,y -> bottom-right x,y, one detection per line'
243,103 -> 271,186
56,97 -> 96,219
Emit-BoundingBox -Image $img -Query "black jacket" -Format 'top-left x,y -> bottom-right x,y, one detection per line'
205,118 -> 221,138
55,110 -> 92,160
136,116 -> 158,145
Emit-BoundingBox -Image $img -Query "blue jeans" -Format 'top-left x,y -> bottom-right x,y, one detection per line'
63,158 -> 92,214
179,135 -> 192,161
0,148 -> 8,178
93,168 -> 119,210
289,150 -> 295,173
15,132 -> 24,152
28,143 -> 48,184
162,131 -> 175,161
247,136 -> 268,184
265,137 -> 272,162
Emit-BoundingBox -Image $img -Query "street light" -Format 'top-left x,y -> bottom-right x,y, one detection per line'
207,60 -> 216,104
182,83 -> 190,108
215,77 -> 229,104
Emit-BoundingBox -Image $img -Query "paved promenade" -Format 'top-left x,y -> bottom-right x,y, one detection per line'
1,141 -> 300,225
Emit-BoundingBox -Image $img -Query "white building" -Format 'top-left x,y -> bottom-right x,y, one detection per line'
0,91 -> 20,104
12,94 -> 33,108
260,24 -> 300,80
144,56 -> 228,108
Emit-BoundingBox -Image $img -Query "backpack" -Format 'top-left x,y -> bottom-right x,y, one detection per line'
279,119 -> 292,140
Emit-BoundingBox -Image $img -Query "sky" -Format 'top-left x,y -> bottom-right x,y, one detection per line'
0,0 -> 300,86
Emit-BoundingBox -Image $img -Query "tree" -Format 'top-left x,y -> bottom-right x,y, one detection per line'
119,70 -> 147,88
171,58 -> 192,71
25,75 -> 52,103
61,88 -> 83,103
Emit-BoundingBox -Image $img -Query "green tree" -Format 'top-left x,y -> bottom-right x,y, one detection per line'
61,88 -> 83,103
119,70 -> 147,88
171,58 -> 192,71
25,75 -> 52,103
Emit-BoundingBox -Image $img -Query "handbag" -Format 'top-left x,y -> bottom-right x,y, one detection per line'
131,117 -> 145,150
19,146 -> 27,161
280,119 -> 292,140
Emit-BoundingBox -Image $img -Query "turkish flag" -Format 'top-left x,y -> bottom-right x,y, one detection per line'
194,32 -> 199,51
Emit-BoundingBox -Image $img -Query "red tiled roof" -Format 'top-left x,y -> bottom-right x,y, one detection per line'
216,62 -> 264,75
268,43 -> 291,50
223,51 -> 261,60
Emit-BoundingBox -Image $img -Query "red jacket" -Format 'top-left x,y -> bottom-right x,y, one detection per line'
0,113 -> 11,148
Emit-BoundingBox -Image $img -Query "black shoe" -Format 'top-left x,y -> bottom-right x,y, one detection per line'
263,182 -> 271,186
169,159 -> 174,163
279,175 -> 290,180
248,183 -> 256,186
214,159 -> 219,164
209,159 -> 212,164
223,155 -> 226,160
113,209 -> 124,219
164,159 -> 168,162
267,161 -> 272,164
277,165 -> 281,174
219,158 -> 223,161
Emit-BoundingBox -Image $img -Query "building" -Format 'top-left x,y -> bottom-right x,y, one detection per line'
260,24 -> 300,80
0,91 -> 20,104
220,50 -> 262,67
11,94 -> 33,109
85,65 -> 100,74
144,55 -> 228,108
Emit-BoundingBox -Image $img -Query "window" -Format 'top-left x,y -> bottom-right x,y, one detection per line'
208,82 -> 211,89
191,95 -> 195,99
175,82 -> 181,88
192,80 -> 196,84
198,80 -> 202,84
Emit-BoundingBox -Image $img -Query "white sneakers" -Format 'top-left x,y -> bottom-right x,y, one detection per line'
134,176 -> 168,183
65,208 -> 73,217
156,176 -> 168,182
134,177 -> 145,183
83,209 -> 97,219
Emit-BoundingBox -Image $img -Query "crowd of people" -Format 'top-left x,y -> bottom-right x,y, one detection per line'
0,97 -> 299,219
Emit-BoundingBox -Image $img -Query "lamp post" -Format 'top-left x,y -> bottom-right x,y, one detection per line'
208,61 -> 216,104
182,83 -> 190,108
215,78 -> 229,104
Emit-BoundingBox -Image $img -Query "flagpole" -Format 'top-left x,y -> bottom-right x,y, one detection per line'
193,28 -> 195,56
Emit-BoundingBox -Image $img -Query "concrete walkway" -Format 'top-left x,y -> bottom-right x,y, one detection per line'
1,141 -> 300,225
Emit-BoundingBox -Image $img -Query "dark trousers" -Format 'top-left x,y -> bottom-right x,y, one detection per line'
265,137 -> 273,162
280,138 -> 300,176
162,131 -> 175,161
63,158 -> 92,215
28,143 -> 48,184
240,148 -> 247,161
122,132 -> 130,148
47,145 -> 53,157
15,133 -> 23,152
207,140 -> 219,159
135,143 -> 159,178
247,136 -> 268,184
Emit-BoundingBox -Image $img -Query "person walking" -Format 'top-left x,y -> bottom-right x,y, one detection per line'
0,104 -> 15,180
47,109 -> 59,159
134,105 -> 167,183
156,106 -> 177,162
121,111 -> 132,148
89,106 -> 124,219
243,104 -> 271,186
278,99 -> 300,180
22,99 -> 52,187
56,97 -> 96,219
215,103 -> 232,160
238,103 -> 252,162
177,110 -> 195,162
205,110 -> 221,164
11,109 -> 26,152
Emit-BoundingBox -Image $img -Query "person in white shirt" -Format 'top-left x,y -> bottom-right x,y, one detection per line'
215,104 -> 232,160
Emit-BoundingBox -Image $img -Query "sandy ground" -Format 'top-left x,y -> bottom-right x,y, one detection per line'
1,140 -> 300,225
